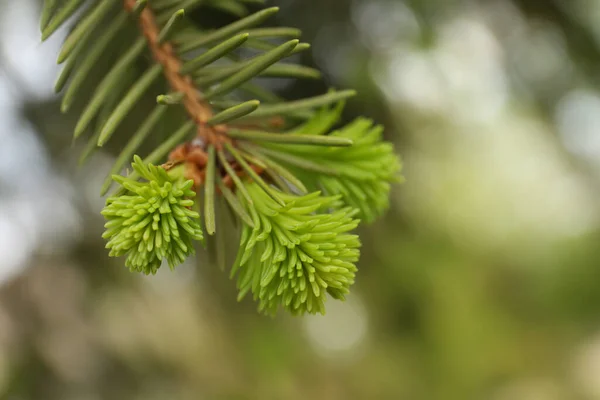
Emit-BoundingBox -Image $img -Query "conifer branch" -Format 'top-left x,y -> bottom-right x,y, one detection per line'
40,0 -> 403,316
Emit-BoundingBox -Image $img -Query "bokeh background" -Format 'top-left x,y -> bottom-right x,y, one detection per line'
2,0 -> 600,398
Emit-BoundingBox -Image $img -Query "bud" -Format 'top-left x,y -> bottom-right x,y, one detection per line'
102,156 -> 204,274
233,183 -> 361,315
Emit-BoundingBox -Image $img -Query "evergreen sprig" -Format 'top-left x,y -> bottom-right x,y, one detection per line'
41,0 -> 403,315
242,104 -> 403,223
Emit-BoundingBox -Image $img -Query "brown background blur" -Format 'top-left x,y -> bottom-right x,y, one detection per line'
1,0 -> 600,399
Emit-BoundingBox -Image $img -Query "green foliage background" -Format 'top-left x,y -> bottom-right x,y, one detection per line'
2,0 -> 600,399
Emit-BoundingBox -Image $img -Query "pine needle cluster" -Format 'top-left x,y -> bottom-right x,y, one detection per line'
102,156 -> 203,274
232,183 -> 360,315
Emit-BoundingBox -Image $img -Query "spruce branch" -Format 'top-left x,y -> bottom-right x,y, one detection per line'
41,0 -> 403,315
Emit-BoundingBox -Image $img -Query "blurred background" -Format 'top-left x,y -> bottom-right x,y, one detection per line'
2,0 -> 600,398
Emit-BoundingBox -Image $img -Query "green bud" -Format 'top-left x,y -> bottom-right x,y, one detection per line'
232,183 -> 361,316
102,156 -> 204,274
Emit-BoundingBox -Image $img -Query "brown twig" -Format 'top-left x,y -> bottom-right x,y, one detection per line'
123,0 -> 216,142
123,1 -> 268,191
